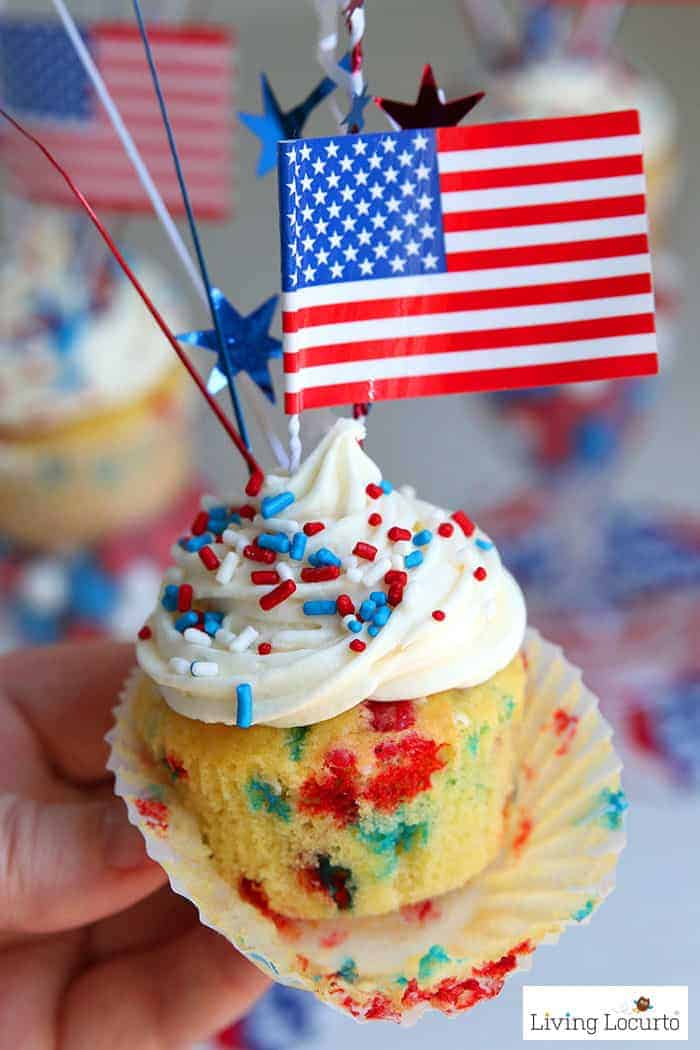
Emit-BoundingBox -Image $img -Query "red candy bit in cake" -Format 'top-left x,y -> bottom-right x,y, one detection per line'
552,708 -> 579,756
401,943 -> 532,1015
452,510 -> 475,537
243,544 -> 276,564
365,994 -> 402,1022
353,541 -> 377,561
366,483 -> 383,499
177,583 -> 193,612
473,566 -> 487,581
164,752 -> 188,781
238,877 -> 299,940
336,593 -> 355,617
387,526 -> 411,542
299,855 -> 354,911
198,546 -> 220,571
400,898 -> 440,924
320,929 -> 349,949
191,510 -> 209,535
368,513 -> 382,527
365,699 -> 416,733
437,522 -> 454,538
137,625 -> 152,640
513,815 -> 533,853
432,609 -> 446,621
299,748 -> 360,826
258,642 -> 272,655
301,565 -> 341,582
363,733 -> 447,811
135,797 -> 169,832
303,521 -> 325,536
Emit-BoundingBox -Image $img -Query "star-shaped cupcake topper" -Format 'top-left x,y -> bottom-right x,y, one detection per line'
178,290 -> 282,403
240,73 -> 338,176
342,85 -> 372,132
374,64 -> 484,130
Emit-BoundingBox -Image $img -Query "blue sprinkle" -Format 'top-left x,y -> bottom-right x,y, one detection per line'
308,547 -> 341,568
161,584 -> 178,611
175,611 -> 198,632
227,513 -> 242,526
257,533 -> 291,553
359,599 -> 377,620
370,591 -> 387,606
475,538 -> 493,550
236,683 -> 253,728
404,550 -> 424,569
184,533 -> 213,552
380,479 -> 393,494
261,491 -> 295,519
207,504 -> 229,519
373,605 -> 391,626
290,531 -> 307,561
368,624 -> 381,637
303,600 -> 338,616
413,529 -> 433,546
347,619 -> 363,633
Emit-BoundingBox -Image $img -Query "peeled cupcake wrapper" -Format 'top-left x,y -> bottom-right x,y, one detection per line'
107,629 -> 627,1024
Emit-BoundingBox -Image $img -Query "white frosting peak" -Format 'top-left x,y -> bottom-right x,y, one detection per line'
137,420 -> 526,727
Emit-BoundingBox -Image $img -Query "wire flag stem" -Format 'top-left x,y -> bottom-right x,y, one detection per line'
0,108 -> 264,496
130,0 -> 251,450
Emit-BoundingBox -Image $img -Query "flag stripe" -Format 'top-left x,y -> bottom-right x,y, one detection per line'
438,153 -> 644,192
281,273 -> 652,333
441,174 -> 646,212
445,233 -> 649,272
436,134 -> 643,173
442,193 -> 645,232
284,352 -> 658,413
285,314 -> 656,370
436,110 -> 639,150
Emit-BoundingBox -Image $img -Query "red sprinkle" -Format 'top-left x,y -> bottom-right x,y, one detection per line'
366,483 -> 383,499
245,470 -> 264,498
243,544 -> 276,564
368,513 -> 382,527
177,584 -> 193,612
301,565 -> 341,582
473,566 -> 487,581
191,510 -> 209,535
303,521 -> 325,536
349,639 -> 366,653
385,569 -> 408,586
260,578 -> 296,611
198,546 -> 220,571
353,541 -> 377,561
452,510 -> 475,537
336,593 -> 355,617
365,699 -> 415,732
251,570 -> 280,585
432,609 -> 446,621
237,504 -> 256,520
437,522 -> 454,538
258,642 -> 272,655
387,583 -> 404,607
137,625 -> 152,640
387,526 -> 411,542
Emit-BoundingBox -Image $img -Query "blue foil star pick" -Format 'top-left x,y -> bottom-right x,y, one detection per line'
240,73 -> 338,176
178,290 -> 282,403
342,86 -> 372,132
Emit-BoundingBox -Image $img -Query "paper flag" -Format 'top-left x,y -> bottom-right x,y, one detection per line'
277,110 -> 657,414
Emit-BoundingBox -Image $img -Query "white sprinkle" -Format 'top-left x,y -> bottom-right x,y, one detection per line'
215,628 -> 235,645
342,554 -> 359,572
222,529 -> 248,552
164,567 -> 184,584
400,484 -> 416,498
347,566 -> 364,583
258,517 -> 300,534
191,660 -> 219,677
216,551 -> 239,584
184,627 -> 212,647
363,556 -> 391,586
342,614 -> 356,629
277,562 -> 295,581
169,657 -> 190,675
230,625 -> 259,652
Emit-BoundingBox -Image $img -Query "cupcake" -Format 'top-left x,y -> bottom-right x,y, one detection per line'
0,206 -> 194,550
112,418 -> 626,1022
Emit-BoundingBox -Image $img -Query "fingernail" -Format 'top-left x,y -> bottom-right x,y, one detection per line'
102,801 -> 151,870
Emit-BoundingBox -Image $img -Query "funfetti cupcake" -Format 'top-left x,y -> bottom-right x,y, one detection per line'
0,207 -> 194,550
110,417 -> 627,1023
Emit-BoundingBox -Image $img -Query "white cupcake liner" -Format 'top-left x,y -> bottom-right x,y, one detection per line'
107,629 -> 626,1024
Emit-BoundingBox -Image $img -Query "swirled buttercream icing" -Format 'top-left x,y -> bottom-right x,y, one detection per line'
137,419 -> 526,727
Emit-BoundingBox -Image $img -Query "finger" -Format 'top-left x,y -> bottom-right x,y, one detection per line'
0,794 -> 165,934
0,641 -> 134,785
61,924 -> 269,1050
87,884 -> 197,962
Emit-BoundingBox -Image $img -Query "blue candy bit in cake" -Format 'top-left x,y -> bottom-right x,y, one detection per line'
261,491 -> 295,519
418,945 -> 450,982
245,778 -> 291,821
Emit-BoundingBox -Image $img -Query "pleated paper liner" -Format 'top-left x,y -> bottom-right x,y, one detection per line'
107,630 -> 627,1024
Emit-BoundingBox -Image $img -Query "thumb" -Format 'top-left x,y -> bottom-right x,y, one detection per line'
0,794 -> 166,935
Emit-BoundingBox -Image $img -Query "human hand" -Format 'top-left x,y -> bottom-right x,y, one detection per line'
0,642 -> 268,1050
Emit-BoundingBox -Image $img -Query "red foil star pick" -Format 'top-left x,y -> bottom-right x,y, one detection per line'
374,64 -> 484,130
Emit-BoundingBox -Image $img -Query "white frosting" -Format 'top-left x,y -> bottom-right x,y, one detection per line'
491,58 -> 677,161
137,419 -> 526,728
